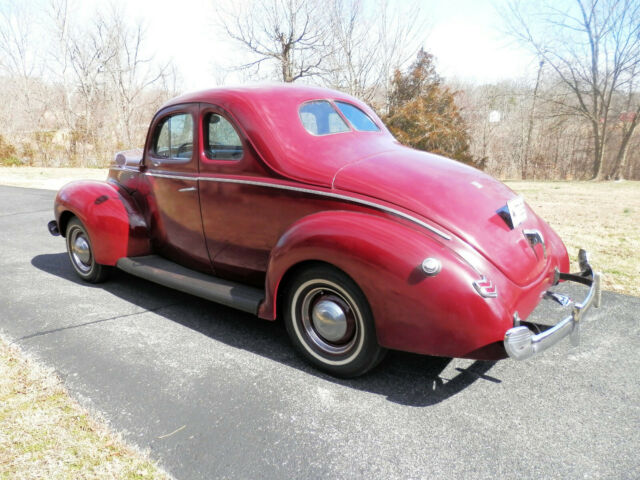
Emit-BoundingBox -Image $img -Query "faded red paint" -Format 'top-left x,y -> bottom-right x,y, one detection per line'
53,84 -> 571,360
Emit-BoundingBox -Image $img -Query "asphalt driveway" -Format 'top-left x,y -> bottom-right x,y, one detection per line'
1,185 -> 638,479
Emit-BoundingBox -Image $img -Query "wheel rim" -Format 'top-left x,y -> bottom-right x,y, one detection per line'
297,284 -> 360,357
68,226 -> 92,273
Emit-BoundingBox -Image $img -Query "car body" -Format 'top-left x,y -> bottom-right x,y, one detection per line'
49,84 -> 601,377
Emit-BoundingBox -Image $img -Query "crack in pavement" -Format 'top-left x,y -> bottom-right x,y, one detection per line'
16,302 -> 183,341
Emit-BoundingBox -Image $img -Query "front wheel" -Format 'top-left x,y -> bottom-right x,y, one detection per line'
284,265 -> 386,378
65,217 -> 111,283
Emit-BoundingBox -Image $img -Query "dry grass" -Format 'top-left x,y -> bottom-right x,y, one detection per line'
0,335 -> 170,480
0,167 -> 107,190
506,180 -> 640,297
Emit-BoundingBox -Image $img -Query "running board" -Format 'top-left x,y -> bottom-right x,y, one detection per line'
116,255 -> 264,314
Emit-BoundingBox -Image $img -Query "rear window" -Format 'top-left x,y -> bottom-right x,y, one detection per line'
299,101 -> 350,136
335,101 -> 379,132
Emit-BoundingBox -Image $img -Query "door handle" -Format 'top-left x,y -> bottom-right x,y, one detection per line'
178,187 -> 196,192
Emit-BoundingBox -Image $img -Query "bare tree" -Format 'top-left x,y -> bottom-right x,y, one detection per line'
0,0 -> 44,115
216,0 -> 331,82
611,63 -> 640,178
0,0 -> 178,167
502,0 -> 640,179
215,0 -> 426,108
522,60 -> 544,179
48,0 -> 75,141
101,5 -> 176,145
323,0 -> 377,100
324,0 -> 426,107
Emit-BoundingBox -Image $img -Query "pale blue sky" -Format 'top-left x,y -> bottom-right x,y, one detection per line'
4,0 -> 538,90
113,0 -> 537,90
425,0 -> 535,83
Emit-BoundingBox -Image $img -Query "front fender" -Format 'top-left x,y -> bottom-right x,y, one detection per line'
261,211 -> 512,358
54,180 -> 150,265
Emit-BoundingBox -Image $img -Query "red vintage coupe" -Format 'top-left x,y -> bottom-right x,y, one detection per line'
48,84 -> 601,377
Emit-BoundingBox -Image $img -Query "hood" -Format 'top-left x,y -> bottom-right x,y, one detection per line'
333,148 -> 550,286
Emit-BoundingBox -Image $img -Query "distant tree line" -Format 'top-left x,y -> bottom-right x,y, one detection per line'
0,0 -> 177,167
501,0 -> 640,179
0,0 -> 638,180
458,75 -> 640,180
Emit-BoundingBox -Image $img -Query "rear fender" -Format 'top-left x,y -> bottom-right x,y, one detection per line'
260,211 -> 511,358
55,180 -> 150,265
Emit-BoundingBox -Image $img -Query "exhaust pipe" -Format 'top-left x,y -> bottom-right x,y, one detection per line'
47,220 -> 60,236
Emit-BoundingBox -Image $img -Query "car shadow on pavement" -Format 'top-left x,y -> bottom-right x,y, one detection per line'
31,252 -> 501,407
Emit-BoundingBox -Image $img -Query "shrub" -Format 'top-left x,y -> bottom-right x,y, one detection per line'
0,135 -> 22,166
382,49 -> 476,167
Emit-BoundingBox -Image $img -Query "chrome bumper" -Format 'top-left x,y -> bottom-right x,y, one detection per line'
504,250 -> 602,360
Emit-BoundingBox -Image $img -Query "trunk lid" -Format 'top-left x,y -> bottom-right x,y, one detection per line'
333,148 -> 549,286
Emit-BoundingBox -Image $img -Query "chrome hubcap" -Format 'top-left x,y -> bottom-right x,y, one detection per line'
300,288 -> 357,355
69,228 -> 92,273
312,299 -> 348,342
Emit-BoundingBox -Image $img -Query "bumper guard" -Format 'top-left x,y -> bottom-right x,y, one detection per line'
504,249 -> 602,360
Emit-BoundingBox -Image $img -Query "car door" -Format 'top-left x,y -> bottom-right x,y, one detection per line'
197,103 -> 278,285
197,103 -> 349,286
143,103 -> 211,273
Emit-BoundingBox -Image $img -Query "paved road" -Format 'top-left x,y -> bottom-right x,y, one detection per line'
1,185 -> 638,479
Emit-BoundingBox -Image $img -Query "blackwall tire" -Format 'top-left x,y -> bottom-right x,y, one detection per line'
65,217 -> 111,283
284,265 -> 386,378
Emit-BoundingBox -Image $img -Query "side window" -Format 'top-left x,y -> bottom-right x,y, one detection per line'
299,101 -> 350,136
169,114 -> 193,159
154,120 -> 170,158
152,113 -> 193,160
204,113 -> 243,160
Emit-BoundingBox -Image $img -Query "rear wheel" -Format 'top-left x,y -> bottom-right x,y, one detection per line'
284,265 -> 386,378
65,217 -> 111,283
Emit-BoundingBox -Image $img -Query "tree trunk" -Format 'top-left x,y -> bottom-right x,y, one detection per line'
523,60 -> 544,179
613,144 -> 629,180
612,119 -> 639,180
591,121 -> 605,180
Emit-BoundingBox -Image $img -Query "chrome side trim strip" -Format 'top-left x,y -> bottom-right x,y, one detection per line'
148,172 -> 195,181
110,166 -> 140,173
146,172 -> 452,240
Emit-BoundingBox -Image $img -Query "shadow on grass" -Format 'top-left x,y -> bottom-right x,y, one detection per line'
31,252 -> 501,407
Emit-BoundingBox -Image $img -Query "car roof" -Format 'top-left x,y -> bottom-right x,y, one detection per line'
162,83 -> 355,109
159,84 -> 397,187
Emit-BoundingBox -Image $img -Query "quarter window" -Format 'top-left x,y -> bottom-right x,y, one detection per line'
299,101 -> 350,136
335,101 -> 380,132
153,113 -> 194,160
204,113 -> 243,160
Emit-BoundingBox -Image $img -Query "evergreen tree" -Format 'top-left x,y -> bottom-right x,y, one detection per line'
383,49 -> 476,166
